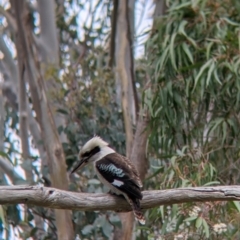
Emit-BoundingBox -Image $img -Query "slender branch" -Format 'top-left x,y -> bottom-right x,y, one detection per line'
16,35 -> 31,161
0,185 -> 240,211
0,81 -> 5,151
13,0 -> 33,182
126,0 -> 139,115
18,62 -> 30,161
0,158 -> 25,183
0,6 -> 17,32
0,80 -> 6,184
0,34 -> 18,90
109,0 -> 118,68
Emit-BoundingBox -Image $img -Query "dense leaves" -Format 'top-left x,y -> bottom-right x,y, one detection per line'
144,0 -> 240,238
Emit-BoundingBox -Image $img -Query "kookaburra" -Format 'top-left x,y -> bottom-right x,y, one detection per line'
71,136 -> 145,225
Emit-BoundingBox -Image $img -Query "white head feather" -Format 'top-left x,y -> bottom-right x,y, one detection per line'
79,136 -> 112,157
72,136 -> 114,173
79,136 -> 115,162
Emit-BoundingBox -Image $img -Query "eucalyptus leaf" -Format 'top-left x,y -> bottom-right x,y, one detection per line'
81,224 -> 94,235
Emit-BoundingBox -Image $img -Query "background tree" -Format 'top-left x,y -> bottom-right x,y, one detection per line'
0,0 -> 240,239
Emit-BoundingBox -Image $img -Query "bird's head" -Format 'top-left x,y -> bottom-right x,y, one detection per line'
71,136 -> 114,174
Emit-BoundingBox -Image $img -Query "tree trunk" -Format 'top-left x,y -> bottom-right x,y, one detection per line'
116,0 -> 135,158
115,1 -> 149,239
11,1 -> 74,239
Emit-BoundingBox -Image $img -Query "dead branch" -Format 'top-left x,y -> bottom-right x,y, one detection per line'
0,185 -> 240,212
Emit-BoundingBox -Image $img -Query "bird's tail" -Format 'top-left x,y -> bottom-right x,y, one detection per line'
132,199 -> 145,225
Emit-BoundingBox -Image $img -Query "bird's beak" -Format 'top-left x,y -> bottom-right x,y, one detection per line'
71,158 -> 88,174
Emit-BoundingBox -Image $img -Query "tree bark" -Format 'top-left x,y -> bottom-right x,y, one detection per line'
116,1 -> 168,238
117,114 -> 149,240
0,185 -> 239,210
15,14 -> 32,182
115,1 -> 150,239
38,0 -> 68,144
116,0 -> 134,158
11,1 -> 74,239
115,1 -> 137,239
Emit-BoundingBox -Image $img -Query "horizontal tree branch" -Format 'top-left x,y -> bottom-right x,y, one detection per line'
0,185 -> 240,212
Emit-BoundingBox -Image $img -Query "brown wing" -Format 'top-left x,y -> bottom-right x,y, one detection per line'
118,154 -> 143,188
96,153 -> 143,200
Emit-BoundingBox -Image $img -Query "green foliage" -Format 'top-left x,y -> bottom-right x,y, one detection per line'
144,0 -> 240,238
60,60 -> 125,238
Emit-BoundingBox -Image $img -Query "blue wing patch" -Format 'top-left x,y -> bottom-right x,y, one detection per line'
98,163 -> 125,177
